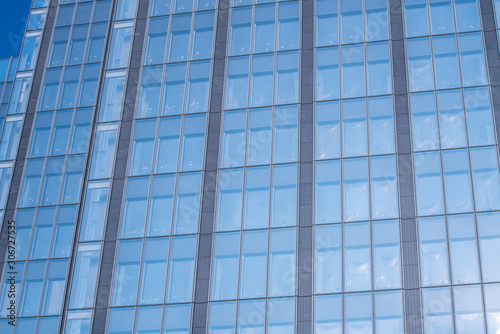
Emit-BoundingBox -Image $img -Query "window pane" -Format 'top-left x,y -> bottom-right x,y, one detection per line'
369,96 -> 395,155
163,63 -> 186,116
470,147 -> 500,211
278,2 -> 299,50
164,304 -> 191,334
156,116 -> 181,174
343,98 -> 367,157
477,212 -> 500,282
226,57 -> 249,109
411,92 -> 439,151
248,107 -> 272,165
272,164 -> 297,227
240,230 -> 267,298
112,239 -> 142,306
167,235 -> 196,303
316,47 -> 339,101
121,177 -> 149,238
99,72 -> 126,122
180,114 -> 205,171
148,174 -> 175,236
50,109 -> 73,156
89,125 -> 118,180
217,168 -> 243,231
192,12 -> 215,60
269,228 -> 295,296
212,232 -> 240,300
42,259 -> 68,315
251,53 -> 274,107
464,87 -> 495,146
230,7 -> 251,56
315,294 -> 342,333
274,105 -> 298,163
484,283 -> 500,333
343,158 -> 369,222
367,42 -> 391,96
437,89 -> 467,149
407,38 -> 433,92
186,60 -> 211,113
168,14 -> 191,62
130,119 -> 156,176
442,149 -> 473,213
144,17 -> 169,65
316,160 -> 341,224
375,291 -> 403,333
419,216 -> 450,286
415,151 -> 445,216
244,166 -> 270,230
315,225 -> 341,293
69,244 -> 100,309
138,65 -> 163,118
210,301 -> 236,334
107,23 -> 133,69
173,172 -> 201,234
316,101 -> 340,160
342,43 -> 365,99
345,222 -> 371,292
276,51 -> 298,104
79,182 -> 109,241
345,293 -> 372,334
29,111 -> 54,158
373,220 -> 401,289
268,298 -> 294,333
254,4 -> 275,54
140,238 -> 169,304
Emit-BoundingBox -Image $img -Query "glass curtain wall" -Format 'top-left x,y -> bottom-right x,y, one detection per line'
208,0 -> 300,332
0,56 -> 19,222
313,0 -> 404,333
106,0 -> 216,332
404,0 -> 500,333
0,0 -> 114,333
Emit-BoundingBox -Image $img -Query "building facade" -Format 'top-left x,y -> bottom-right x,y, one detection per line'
0,0 -> 500,333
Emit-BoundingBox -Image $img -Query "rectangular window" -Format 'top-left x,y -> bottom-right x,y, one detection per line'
155,116 -> 181,174
19,158 -> 44,207
99,71 -> 126,122
137,65 -> 163,118
112,239 -> 142,306
217,168 -> 244,232
316,160 -> 341,224
315,294 -> 342,333
316,0 -> 338,47
107,22 -> 133,69
89,124 -> 118,180
221,110 -> 246,168
423,287 -> 453,333
271,164 -> 297,227
343,157 -> 369,222
41,259 -> 68,315
342,98 -> 367,157
168,14 -> 191,62
186,60 -> 211,114
79,181 -> 110,242
373,220 -> 401,289
414,151 -> 445,216
470,147 -> 500,211
274,105 -> 298,163
67,25 -> 89,65
247,107 -> 272,166
251,53 -> 274,107
276,51 -> 299,104
121,177 -> 149,239
345,292 -> 372,333
269,228 -> 295,296
167,235 -> 196,303
419,216 -> 450,287
345,222 -> 371,292
374,291 -> 403,333
316,47 -> 339,101
315,225 -> 341,293
148,174 -> 175,236
144,17 -> 169,65
447,214 -> 480,284
50,109 -> 72,156
212,232 -> 240,301
29,111 -> 53,158
192,11 -> 215,60
240,230 -> 267,298
180,114 -> 205,171
162,63 -> 186,116
130,119 -> 157,176
407,38 -> 433,92
58,66 -> 81,109
316,101 -> 340,160
243,166 -> 270,230
371,155 -> 398,219
230,7 -> 251,56
68,243 -> 100,309
226,56 -> 249,109
477,212 -> 500,282
173,172 -> 201,234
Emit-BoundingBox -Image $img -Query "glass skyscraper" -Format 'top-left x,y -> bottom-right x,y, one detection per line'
0,0 -> 500,332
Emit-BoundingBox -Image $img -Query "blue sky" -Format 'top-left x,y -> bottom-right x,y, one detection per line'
0,0 -> 32,58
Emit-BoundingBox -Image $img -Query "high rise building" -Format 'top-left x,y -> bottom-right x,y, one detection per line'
0,0 -> 500,333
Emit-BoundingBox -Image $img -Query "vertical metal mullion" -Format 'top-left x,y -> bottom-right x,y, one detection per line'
297,0 -> 313,332
388,0 -> 424,333
192,0 -> 230,330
